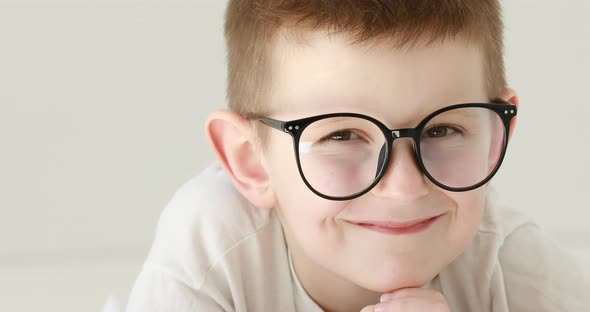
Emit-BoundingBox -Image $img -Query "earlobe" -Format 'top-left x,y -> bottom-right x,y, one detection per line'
497,87 -> 519,139
205,109 -> 277,209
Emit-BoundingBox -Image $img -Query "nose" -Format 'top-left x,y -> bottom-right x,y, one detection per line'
370,139 -> 430,201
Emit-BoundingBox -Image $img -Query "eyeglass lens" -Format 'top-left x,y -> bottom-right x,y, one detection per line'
297,107 -> 506,198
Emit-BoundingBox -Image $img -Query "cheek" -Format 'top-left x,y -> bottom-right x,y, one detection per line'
265,134 -> 348,253
445,188 -> 487,245
265,134 -> 343,226
266,135 -> 310,206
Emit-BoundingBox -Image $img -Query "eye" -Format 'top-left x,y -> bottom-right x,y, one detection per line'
319,130 -> 361,143
423,125 -> 460,138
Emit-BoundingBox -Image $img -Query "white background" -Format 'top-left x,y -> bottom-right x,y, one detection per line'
0,0 -> 588,311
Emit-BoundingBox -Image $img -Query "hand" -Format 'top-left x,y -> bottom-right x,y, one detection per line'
360,288 -> 449,312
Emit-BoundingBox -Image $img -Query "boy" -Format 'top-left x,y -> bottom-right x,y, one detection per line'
127,1 -> 589,311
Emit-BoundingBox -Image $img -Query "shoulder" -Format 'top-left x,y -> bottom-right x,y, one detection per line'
128,163 -> 296,311
495,216 -> 589,310
439,196 -> 589,310
439,195 -> 590,311
141,162 -> 287,291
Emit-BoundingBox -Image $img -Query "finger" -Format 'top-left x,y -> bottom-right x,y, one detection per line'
380,288 -> 445,302
375,297 -> 449,312
360,305 -> 375,312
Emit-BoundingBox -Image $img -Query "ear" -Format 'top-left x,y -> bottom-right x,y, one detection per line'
205,110 -> 277,209
497,87 -> 519,139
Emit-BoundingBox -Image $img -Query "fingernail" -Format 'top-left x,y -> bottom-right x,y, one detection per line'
380,293 -> 393,302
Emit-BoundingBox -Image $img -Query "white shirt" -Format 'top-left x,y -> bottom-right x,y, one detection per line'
126,163 -> 589,311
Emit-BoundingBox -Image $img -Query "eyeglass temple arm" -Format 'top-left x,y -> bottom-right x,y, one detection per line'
255,117 -> 286,131
493,98 -> 515,106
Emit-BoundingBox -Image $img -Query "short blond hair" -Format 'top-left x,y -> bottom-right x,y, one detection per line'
224,0 -> 506,117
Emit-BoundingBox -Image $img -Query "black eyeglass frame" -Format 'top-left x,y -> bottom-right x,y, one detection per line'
255,101 -> 517,201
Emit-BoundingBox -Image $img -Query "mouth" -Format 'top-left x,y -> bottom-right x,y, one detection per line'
348,214 -> 445,235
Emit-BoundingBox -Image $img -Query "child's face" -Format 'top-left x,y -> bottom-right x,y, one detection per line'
262,30 -> 491,292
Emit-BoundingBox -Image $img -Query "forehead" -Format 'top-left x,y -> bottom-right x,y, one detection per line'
268,29 -> 487,126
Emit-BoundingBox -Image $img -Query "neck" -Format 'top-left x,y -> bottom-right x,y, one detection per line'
288,238 -> 382,312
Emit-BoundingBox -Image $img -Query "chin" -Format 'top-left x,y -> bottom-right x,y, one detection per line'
363,276 -> 433,293
353,260 -> 440,293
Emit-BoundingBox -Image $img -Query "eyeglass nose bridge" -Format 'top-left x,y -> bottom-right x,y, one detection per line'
383,128 -> 421,169
375,127 -> 422,188
390,128 -> 419,141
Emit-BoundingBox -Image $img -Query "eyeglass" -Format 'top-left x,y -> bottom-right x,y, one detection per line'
254,101 -> 517,201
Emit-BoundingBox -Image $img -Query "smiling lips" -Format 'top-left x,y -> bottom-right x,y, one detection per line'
351,214 -> 444,235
